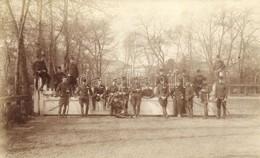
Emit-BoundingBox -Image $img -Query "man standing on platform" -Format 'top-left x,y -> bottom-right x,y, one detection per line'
56,77 -> 70,117
215,76 -> 228,119
67,57 -> 79,96
92,79 -> 106,111
75,78 -> 92,117
129,77 -> 142,118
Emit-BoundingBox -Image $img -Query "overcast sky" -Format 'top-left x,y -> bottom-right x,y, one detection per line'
95,0 -> 260,61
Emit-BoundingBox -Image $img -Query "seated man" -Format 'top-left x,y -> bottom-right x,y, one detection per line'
32,54 -> 51,91
193,69 -> 204,98
53,66 -> 66,91
92,79 -> 106,111
110,92 -> 125,118
107,79 -> 119,107
213,55 -> 225,79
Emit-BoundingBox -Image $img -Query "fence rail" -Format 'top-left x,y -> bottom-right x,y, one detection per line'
227,84 -> 260,96
0,95 -> 31,103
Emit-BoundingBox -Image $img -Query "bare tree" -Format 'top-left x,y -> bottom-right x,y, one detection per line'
235,9 -> 260,84
5,0 -> 31,96
138,17 -> 171,69
82,19 -> 117,76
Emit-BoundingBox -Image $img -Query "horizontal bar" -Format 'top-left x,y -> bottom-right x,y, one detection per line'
0,95 -> 30,104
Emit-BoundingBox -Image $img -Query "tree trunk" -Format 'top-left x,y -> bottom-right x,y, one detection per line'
64,0 -> 69,72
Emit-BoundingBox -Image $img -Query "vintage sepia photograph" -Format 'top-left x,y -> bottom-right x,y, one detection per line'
0,0 -> 260,157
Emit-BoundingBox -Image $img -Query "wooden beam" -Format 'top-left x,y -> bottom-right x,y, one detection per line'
0,95 -> 30,103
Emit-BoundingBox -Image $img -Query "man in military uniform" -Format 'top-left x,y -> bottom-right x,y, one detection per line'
157,77 -> 169,118
172,80 -> 184,117
67,57 -> 79,96
184,80 -> 194,118
120,76 -> 129,114
129,77 -> 142,118
110,92 -> 124,117
201,78 -> 210,119
53,66 -> 66,91
193,69 -> 204,98
213,55 -> 225,79
75,78 -> 93,117
32,54 -> 51,91
177,69 -> 189,115
156,68 -> 168,86
107,79 -> 119,108
215,76 -> 228,119
92,79 -> 106,111
56,77 -> 70,117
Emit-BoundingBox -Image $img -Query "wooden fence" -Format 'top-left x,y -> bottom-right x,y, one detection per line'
228,84 -> 260,96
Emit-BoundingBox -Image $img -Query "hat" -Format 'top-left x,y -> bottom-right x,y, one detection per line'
196,69 -> 201,73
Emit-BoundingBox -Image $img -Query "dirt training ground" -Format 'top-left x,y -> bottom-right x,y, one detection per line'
1,98 -> 260,158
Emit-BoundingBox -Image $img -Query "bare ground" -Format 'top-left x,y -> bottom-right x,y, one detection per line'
1,98 -> 260,158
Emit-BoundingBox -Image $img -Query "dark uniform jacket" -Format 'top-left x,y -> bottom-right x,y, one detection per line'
185,85 -> 194,100
54,72 -> 66,85
215,82 -> 227,99
108,85 -> 119,94
177,73 -> 189,88
57,82 -> 70,98
32,60 -> 48,75
68,63 -> 79,78
201,83 -> 210,102
130,83 -> 142,96
75,85 -> 93,99
157,83 -> 169,98
172,86 -> 184,100
120,80 -> 129,94
94,84 -> 106,95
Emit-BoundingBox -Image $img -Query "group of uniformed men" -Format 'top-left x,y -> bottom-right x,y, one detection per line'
33,54 -> 228,119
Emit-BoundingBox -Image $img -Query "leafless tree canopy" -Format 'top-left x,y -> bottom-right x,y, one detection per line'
0,0 -> 260,96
